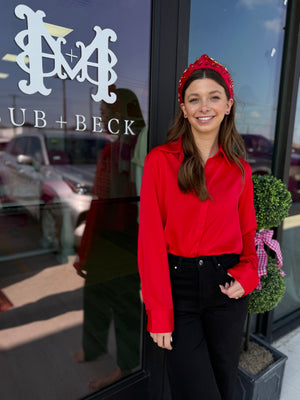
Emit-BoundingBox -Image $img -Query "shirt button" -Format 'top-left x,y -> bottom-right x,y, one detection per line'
199,259 -> 203,266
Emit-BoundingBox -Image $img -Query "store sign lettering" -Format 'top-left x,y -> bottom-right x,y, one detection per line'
14,4 -> 118,103
7,107 -> 136,135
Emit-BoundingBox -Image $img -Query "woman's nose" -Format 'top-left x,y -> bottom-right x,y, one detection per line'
199,99 -> 210,111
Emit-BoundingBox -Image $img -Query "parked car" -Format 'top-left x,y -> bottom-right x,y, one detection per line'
0,131 -> 115,252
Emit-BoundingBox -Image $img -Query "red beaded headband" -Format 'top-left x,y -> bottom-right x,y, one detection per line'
178,54 -> 234,103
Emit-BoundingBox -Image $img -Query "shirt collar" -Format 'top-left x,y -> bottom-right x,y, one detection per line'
158,137 -> 184,162
160,137 -> 183,153
218,145 -> 231,167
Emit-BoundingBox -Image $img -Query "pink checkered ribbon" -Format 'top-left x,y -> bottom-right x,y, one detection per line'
255,229 -> 285,290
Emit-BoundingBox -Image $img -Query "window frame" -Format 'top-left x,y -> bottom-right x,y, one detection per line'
257,0 -> 300,341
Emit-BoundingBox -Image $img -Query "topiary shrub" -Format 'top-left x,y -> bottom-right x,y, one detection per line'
252,174 -> 292,231
248,255 -> 286,314
243,174 -> 291,354
248,174 -> 291,316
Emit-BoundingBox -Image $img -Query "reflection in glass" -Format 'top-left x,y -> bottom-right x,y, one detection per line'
189,0 -> 286,176
0,132 -> 110,257
274,215 -> 300,320
73,87 -> 145,390
0,1 -> 151,398
0,87 -> 147,398
288,79 -> 300,202
241,133 -> 273,175
275,80 -> 300,320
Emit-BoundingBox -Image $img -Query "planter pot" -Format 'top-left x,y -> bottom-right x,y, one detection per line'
234,334 -> 287,400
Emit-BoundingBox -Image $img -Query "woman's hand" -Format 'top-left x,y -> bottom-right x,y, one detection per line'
219,275 -> 245,299
150,332 -> 173,350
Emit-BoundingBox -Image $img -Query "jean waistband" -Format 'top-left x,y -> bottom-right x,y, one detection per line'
167,253 -> 240,270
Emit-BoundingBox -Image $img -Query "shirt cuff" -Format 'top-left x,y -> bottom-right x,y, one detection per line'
146,309 -> 174,333
227,263 -> 259,295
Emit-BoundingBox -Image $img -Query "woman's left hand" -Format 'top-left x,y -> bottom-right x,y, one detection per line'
219,275 -> 245,299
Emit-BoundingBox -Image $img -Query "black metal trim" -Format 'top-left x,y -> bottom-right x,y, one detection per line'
173,0 -> 191,114
289,202 -> 300,216
272,309 -> 300,342
148,0 -> 191,150
81,370 -> 149,400
88,197 -> 140,205
272,0 -> 300,182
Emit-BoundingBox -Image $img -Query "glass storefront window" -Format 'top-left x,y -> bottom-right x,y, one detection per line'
275,77 -> 300,320
288,79 -> 300,203
188,0 -> 300,328
274,214 -> 300,320
188,0 -> 286,176
0,1 -> 151,398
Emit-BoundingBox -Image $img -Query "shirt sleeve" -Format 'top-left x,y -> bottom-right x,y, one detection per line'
138,152 -> 174,333
227,163 -> 259,295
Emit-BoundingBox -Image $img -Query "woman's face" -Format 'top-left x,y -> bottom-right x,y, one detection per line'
180,78 -> 233,139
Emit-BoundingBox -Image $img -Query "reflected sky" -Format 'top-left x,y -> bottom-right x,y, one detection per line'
189,0 -> 290,142
0,0 -> 151,129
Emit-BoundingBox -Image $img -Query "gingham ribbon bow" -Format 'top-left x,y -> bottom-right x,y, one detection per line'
255,229 -> 285,290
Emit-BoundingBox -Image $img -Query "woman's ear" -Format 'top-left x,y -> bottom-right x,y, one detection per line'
227,98 -> 234,114
180,103 -> 187,118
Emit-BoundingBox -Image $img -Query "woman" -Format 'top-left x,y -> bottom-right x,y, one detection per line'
138,55 -> 259,400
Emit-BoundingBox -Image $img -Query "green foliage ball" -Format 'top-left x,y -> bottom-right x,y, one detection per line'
248,256 -> 286,314
252,174 -> 292,230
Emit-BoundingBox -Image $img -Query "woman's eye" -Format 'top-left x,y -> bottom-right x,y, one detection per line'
189,98 -> 198,103
211,96 -> 220,100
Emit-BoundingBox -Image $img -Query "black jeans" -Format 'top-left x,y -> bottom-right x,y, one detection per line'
166,253 -> 248,400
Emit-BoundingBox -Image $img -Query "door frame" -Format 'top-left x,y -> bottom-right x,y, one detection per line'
83,1 -> 191,398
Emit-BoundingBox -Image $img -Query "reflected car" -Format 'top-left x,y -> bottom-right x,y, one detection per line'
289,146 -> 300,202
0,131 -> 115,251
0,138 -> 8,153
241,133 -> 300,201
241,134 -> 273,175
0,137 -> 11,198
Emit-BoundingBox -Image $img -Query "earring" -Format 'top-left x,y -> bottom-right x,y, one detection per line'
184,114 -> 187,118
226,110 -> 230,115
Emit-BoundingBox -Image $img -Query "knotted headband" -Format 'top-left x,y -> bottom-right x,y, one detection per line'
178,54 -> 234,103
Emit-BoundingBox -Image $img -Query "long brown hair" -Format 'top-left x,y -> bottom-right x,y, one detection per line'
167,69 -> 246,201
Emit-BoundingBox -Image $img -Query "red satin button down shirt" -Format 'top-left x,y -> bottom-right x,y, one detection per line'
138,138 -> 258,333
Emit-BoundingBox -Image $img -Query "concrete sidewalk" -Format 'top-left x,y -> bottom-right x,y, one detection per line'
273,325 -> 300,399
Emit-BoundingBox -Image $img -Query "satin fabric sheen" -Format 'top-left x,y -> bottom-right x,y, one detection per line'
138,137 -> 258,333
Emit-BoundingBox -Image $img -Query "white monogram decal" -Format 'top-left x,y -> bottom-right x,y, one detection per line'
14,4 -> 118,103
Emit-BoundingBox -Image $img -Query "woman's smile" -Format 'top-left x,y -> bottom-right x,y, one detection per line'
196,115 -> 216,123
